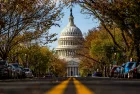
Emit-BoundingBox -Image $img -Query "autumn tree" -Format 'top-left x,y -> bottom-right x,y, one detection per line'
0,0 -> 63,60
63,0 -> 140,64
79,57 -> 94,77
77,28 -> 99,76
90,26 -> 127,76
27,45 -> 53,76
49,56 -> 67,77
9,43 -> 53,76
9,43 -> 67,77
82,0 -> 140,63
78,25 -> 128,76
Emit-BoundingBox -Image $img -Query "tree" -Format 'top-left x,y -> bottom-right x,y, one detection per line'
9,43 -> 67,77
0,0 -> 63,60
9,43 -> 53,77
49,57 -> 67,77
64,0 -> 140,63
90,26 -> 127,76
78,26 -> 126,76
83,0 -> 140,62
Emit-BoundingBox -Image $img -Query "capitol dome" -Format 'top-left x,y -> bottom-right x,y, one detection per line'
60,9 -> 82,37
56,8 -> 84,77
60,25 -> 82,37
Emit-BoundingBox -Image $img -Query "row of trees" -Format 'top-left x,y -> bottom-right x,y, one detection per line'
0,0 -> 67,76
8,43 -> 66,77
78,26 -> 128,76
0,0 -> 64,60
80,0 -> 140,62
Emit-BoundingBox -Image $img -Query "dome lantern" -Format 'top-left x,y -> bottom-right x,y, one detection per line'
68,8 -> 75,26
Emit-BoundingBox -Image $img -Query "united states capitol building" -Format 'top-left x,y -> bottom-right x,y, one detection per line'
55,8 -> 84,77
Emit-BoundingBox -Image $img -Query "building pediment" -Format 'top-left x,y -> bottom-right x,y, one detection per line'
67,60 -> 78,66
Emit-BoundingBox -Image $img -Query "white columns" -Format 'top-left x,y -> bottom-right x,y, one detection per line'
77,67 -> 79,76
66,67 -> 79,77
70,67 -> 71,76
71,67 -> 73,76
72,67 -> 74,76
59,50 -> 61,56
73,67 -> 75,76
65,50 -> 66,56
67,67 -> 68,77
68,50 -> 69,55
67,67 -> 70,76
67,67 -> 69,76
66,50 -> 67,56
68,67 -> 70,76
75,67 -> 77,76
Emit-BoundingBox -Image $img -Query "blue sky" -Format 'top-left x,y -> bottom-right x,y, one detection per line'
48,5 -> 99,50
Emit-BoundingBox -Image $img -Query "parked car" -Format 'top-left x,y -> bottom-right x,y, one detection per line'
128,63 -> 140,78
44,73 -> 55,79
11,63 -> 22,78
74,75 -> 81,77
120,63 -> 126,78
24,68 -> 33,78
8,64 -> 18,79
0,60 -> 9,79
135,64 -> 140,78
110,66 -> 117,77
123,62 -> 136,78
92,72 -> 102,77
19,66 -> 26,78
87,73 -> 92,77
113,66 -> 121,78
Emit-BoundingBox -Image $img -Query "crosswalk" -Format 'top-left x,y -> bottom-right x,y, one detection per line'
45,77 -> 94,94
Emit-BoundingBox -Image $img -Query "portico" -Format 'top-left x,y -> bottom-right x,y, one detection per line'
67,60 -> 79,77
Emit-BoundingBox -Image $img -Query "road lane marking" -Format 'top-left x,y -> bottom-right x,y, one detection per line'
73,78 -> 94,94
45,78 -> 71,94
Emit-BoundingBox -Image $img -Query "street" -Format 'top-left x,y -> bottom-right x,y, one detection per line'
0,77 -> 140,94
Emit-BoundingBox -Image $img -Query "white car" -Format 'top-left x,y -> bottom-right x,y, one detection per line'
24,68 -> 34,78
74,75 -> 81,77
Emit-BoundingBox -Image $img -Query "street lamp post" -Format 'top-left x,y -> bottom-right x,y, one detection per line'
25,54 -> 28,68
114,52 -> 117,65
111,47 -> 117,66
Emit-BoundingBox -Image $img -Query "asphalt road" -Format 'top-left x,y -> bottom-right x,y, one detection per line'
0,77 -> 140,94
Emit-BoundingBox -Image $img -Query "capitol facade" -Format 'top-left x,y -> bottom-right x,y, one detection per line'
56,8 -> 84,77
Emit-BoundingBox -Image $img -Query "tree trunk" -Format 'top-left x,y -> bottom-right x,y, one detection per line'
1,53 -> 8,60
136,45 -> 140,66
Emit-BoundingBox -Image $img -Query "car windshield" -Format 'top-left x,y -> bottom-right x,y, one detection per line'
122,64 -> 126,67
0,61 -> 6,65
137,65 -> 140,69
131,62 -> 136,68
116,67 -> 121,70
112,67 -> 117,70
12,64 -> 19,68
126,62 -> 134,68
24,68 -> 29,71
9,64 -> 15,68
19,66 -> 24,70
